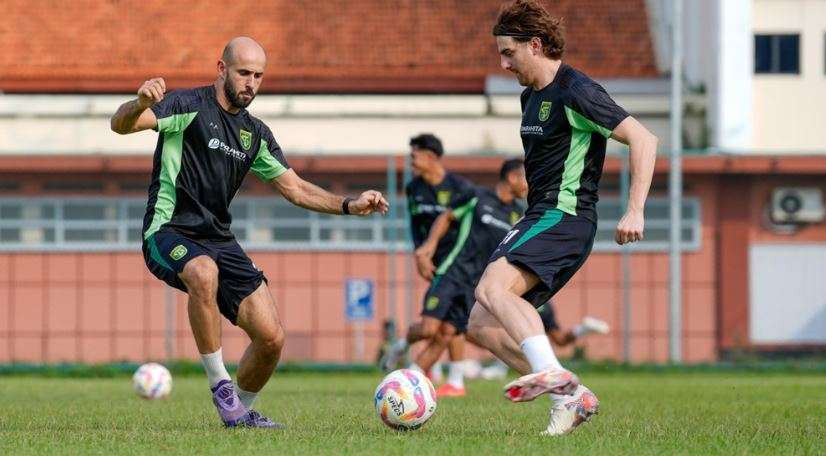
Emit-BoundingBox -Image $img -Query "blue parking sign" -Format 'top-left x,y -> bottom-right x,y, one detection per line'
345,278 -> 374,321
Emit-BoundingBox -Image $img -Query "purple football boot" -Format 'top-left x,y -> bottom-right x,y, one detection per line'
242,410 -> 286,429
210,379 -> 249,427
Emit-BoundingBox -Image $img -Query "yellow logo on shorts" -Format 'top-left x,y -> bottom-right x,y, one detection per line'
169,245 -> 188,261
426,296 -> 440,310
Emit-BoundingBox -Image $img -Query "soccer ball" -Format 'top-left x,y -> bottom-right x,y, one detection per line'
374,368 -> 437,431
132,362 -> 172,400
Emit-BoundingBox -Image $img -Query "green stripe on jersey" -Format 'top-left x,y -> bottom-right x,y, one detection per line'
144,112 -> 198,239
559,106 -> 601,215
251,139 -> 289,181
564,106 -> 613,138
435,197 -> 478,276
509,209 -> 563,252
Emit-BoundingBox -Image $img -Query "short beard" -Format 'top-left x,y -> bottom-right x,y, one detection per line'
223,79 -> 254,109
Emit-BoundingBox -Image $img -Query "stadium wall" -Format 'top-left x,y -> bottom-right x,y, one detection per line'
2,155 -> 823,365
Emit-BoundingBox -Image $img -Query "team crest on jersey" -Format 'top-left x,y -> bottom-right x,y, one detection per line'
436,190 -> 451,206
510,211 -> 521,225
426,296 -> 440,310
169,245 -> 188,261
538,101 -> 552,121
239,129 -> 252,150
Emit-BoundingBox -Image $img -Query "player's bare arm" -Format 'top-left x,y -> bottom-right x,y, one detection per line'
271,169 -> 389,216
110,78 -> 166,134
414,210 -> 456,280
610,116 -> 658,245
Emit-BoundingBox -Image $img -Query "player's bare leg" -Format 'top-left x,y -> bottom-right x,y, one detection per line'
473,258 -> 580,400
438,333 -> 466,396
380,316 -> 441,371
415,324 -> 453,373
466,304 -> 531,375
178,255 -> 247,427
235,282 -> 286,429
179,256 -> 222,355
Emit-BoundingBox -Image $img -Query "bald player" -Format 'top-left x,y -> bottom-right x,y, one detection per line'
111,37 -> 388,428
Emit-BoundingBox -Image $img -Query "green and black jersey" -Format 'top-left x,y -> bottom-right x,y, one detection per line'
519,63 -> 629,222
405,173 -> 475,267
143,85 -> 289,241
436,187 -> 524,285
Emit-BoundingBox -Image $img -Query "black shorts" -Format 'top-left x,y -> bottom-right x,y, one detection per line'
537,301 -> 559,332
489,207 -> 596,308
421,275 -> 475,334
142,231 -> 266,325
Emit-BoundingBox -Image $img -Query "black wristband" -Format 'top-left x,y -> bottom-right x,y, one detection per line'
342,197 -> 354,215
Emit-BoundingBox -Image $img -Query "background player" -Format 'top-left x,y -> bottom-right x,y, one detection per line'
466,0 -> 658,435
110,37 -> 388,428
412,158 -> 527,397
380,134 -> 475,379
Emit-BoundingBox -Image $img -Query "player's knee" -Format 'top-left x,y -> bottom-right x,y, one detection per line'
181,257 -> 218,296
258,330 -> 284,359
439,324 -> 457,338
474,280 -> 501,311
420,325 -> 438,339
434,328 -> 454,345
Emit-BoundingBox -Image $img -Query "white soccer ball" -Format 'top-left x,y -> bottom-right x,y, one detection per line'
132,362 -> 172,400
374,368 -> 437,431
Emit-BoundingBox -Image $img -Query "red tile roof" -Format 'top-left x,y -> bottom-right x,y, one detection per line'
1,0 -> 658,93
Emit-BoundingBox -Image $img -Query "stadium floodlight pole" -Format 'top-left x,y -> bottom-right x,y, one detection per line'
668,0 -> 683,363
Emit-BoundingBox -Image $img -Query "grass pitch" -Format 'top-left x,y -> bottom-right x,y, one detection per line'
0,371 -> 823,455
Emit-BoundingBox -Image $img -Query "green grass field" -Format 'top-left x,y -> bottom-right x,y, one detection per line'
1,372 -> 824,455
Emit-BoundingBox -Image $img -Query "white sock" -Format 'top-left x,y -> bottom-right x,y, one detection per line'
492,359 -> 508,370
393,338 -> 409,352
200,348 -> 232,387
572,324 -> 588,338
237,387 -> 258,409
430,361 -> 444,382
447,362 -> 465,388
408,362 -> 424,374
520,335 -> 563,372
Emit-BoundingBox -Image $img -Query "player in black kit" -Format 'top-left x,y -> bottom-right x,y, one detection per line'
110,37 -> 388,429
466,1 -> 658,435
413,158 -> 527,397
380,134 -> 476,382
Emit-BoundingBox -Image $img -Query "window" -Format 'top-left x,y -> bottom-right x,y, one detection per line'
0,196 -> 700,252
755,34 -> 800,74
593,197 -> 701,252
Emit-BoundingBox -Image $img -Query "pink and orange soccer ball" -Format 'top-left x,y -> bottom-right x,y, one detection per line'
132,362 -> 173,400
374,368 -> 437,430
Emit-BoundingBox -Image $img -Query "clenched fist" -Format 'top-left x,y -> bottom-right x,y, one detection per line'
137,78 -> 166,109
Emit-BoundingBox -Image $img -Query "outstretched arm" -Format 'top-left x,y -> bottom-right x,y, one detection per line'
110,78 -> 166,134
271,169 -> 389,215
610,116 -> 658,245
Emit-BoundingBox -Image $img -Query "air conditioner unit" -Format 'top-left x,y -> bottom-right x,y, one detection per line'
771,187 -> 824,223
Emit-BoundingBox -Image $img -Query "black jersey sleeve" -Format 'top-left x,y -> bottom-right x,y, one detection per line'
450,184 -> 478,219
250,125 -> 290,182
519,87 -> 531,112
404,182 -> 424,248
564,80 -> 629,138
151,89 -> 198,134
